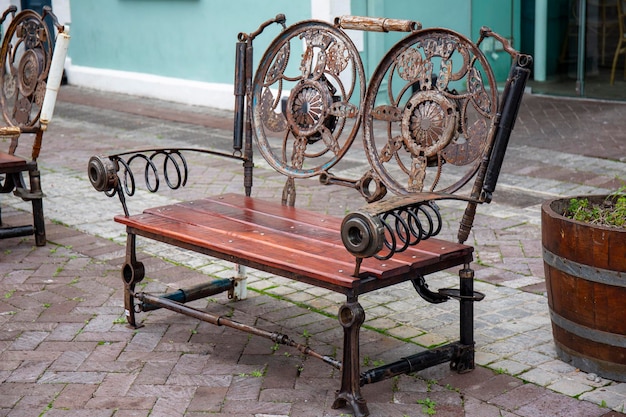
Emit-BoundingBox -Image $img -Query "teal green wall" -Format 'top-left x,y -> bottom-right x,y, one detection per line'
70,1 -> 310,84
520,0 -> 570,77
351,0 -> 471,77
352,0 -> 516,82
471,0 -> 521,81
70,0 -> 521,85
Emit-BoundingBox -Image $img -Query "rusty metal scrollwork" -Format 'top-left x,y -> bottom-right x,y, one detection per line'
88,148 -> 244,216
374,201 -> 442,260
363,29 -> 498,196
252,20 -> 366,178
0,8 -> 55,129
341,200 -> 442,263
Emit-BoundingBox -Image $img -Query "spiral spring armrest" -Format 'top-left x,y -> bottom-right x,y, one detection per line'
341,193 -> 478,275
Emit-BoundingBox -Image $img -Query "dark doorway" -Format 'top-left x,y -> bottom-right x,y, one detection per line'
524,0 -> 626,101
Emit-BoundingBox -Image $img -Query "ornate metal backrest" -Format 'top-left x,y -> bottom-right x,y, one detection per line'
0,6 -> 66,159
249,17 -> 531,243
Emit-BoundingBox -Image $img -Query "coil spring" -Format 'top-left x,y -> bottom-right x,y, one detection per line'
114,150 -> 189,197
375,201 -> 442,260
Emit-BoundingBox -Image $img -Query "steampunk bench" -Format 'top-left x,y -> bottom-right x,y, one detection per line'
88,15 -> 531,417
0,6 -> 70,246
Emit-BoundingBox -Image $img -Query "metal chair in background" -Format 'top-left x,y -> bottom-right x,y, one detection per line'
0,6 -> 70,245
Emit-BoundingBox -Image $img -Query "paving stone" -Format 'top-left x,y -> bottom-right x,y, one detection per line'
548,378 -> 595,397
2,87 -> 626,416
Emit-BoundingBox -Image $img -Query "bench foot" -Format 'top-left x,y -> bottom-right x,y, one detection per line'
332,300 -> 369,417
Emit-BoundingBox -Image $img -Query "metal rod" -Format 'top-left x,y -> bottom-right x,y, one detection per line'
135,292 -> 341,370
360,343 -> 460,385
0,225 -> 34,239
243,35 -> 254,197
459,267 -> 474,347
140,279 -> 234,312
334,16 -> 420,32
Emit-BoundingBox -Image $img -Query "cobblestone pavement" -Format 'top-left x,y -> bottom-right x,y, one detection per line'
0,86 -> 625,416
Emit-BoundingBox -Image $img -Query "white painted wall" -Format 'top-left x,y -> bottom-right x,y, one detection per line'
52,0 -> 71,26
310,0 -> 362,51
67,66 -> 234,110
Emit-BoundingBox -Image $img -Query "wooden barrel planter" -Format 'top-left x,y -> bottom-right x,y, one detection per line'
542,196 -> 626,381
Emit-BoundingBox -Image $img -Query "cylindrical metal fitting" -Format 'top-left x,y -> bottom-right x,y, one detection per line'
341,211 -> 384,258
88,155 -> 118,192
335,15 -> 421,32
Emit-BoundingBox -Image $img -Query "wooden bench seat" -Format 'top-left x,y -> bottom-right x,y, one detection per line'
116,193 -> 473,293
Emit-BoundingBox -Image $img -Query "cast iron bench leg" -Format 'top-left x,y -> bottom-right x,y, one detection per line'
30,170 -> 46,246
452,266 -> 476,372
332,299 -> 369,417
122,232 -> 145,329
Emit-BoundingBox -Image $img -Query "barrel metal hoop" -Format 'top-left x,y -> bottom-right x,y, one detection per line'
542,247 -> 625,287
549,309 -> 626,349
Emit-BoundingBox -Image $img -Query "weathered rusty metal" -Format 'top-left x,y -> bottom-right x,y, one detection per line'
233,41 -> 246,153
0,7 -> 59,132
482,55 -> 532,201
139,279 -> 235,312
334,15 -> 421,33
0,6 -> 66,247
135,290 -> 343,370
319,170 -> 388,202
342,198 -> 443,266
362,28 -> 499,196
121,232 -> 145,329
237,15 -> 287,196
457,49 -> 531,244
360,341 -> 462,384
87,148 -> 246,216
252,19 -> 366,180
332,300 -> 368,417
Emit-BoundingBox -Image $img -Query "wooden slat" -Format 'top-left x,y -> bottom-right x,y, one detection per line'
0,152 -> 27,170
199,194 -> 473,265
117,213 -> 361,287
165,194 -> 471,260
116,194 -> 472,288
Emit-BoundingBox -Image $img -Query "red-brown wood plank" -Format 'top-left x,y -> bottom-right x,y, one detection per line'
206,194 -> 473,266
115,194 -> 472,288
116,213 -> 361,287
203,194 -> 472,258
142,194 -> 466,273
0,152 -> 27,170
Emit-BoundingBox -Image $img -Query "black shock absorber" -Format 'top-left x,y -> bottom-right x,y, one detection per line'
233,41 -> 247,154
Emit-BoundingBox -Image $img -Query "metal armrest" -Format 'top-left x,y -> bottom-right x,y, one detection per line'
88,147 -> 247,216
341,192 -> 480,274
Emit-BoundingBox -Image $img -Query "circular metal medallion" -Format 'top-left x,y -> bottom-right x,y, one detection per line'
285,80 -> 333,138
401,90 -> 457,158
17,49 -> 43,97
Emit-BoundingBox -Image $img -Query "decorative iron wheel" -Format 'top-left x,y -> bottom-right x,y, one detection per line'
0,10 -> 53,128
252,20 -> 365,178
363,28 -> 498,195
